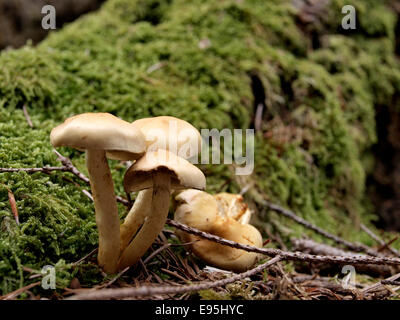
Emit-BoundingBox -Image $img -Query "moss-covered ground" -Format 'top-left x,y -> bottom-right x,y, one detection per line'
1,0 -> 400,297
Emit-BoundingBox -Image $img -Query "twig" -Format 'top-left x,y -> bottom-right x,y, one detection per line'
385,236 -> 399,247
67,256 -> 282,300
53,150 -> 90,183
54,150 -> 130,206
276,261 -> 309,299
292,274 -> 361,291
22,105 -> 34,128
143,240 -> 200,266
239,183 -> 252,196
6,187 -> 19,225
292,238 -> 371,258
0,151 -> 129,207
143,243 -> 171,265
0,166 -> 68,174
72,248 -> 98,266
96,267 -> 130,289
254,103 -> 264,132
294,279 -> 358,296
361,273 -> 400,294
161,268 -> 188,282
381,279 -> 400,286
146,62 -> 166,74
166,219 -> 400,267
81,189 -> 94,201
292,238 -> 393,276
361,224 -> 400,257
0,281 -> 41,300
260,199 -> 381,257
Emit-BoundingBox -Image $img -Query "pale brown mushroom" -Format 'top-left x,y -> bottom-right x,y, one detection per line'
132,116 -> 202,160
118,149 -> 205,270
120,116 -> 202,251
50,113 -> 146,274
174,189 -> 263,272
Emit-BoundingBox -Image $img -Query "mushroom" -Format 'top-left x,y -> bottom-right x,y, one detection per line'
118,149 -> 206,270
120,116 -> 202,251
173,189 -> 263,272
214,192 -> 252,224
132,116 -> 202,160
50,113 -> 146,274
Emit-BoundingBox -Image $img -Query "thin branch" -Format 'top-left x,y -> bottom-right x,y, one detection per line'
166,219 -> 400,267
361,223 -> 400,257
96,267 -> 131,289
0,281 -> 41,300
292,238 -> 393,276
254,103 -> 264,132
0,166 -> 68,174
261,199 -> 381,257
361,273 -> 400,294
67,256 -> 282,300
294,280 -> 357,296
54,150 -> 130,206
143,243 -> 171,265
72,248 -> 98,266
0,150 -> 129,207
6,187 -> 19,225
82,189 -> 94,201
292,238 -> 371,258
146,61 -> 166,74
381,279 -> 400,286
22,105 -> 34,128
53,150 -> 90,183
143,240 -> 199,265
161,268 -> 188,282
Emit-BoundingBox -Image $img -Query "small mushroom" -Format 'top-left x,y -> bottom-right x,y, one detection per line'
118,149 -> 206,270
173,189 -> 263,272
50,113 -> 146,274
120,116 -> 202,251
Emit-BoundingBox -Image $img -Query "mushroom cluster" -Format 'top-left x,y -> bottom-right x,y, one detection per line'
51,113 -> 205,274
50,113 -> 261,274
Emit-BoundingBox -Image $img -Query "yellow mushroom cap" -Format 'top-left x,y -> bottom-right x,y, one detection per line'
132,116 -> 202,160
124,149 -> 206,193
174,189 -> 219,231
189,222 -> 263,272
174,189 -> 263,272
50,112 -> 146,160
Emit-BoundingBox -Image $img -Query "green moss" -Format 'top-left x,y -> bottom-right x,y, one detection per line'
1,0 -> 400,295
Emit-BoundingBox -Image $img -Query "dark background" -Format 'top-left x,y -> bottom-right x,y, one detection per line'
0,0 -> 105,50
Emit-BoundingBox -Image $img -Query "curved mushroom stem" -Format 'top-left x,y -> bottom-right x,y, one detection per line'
86,149 -> 120,274
118,171 -> 171,270
120,189 -> 153,252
